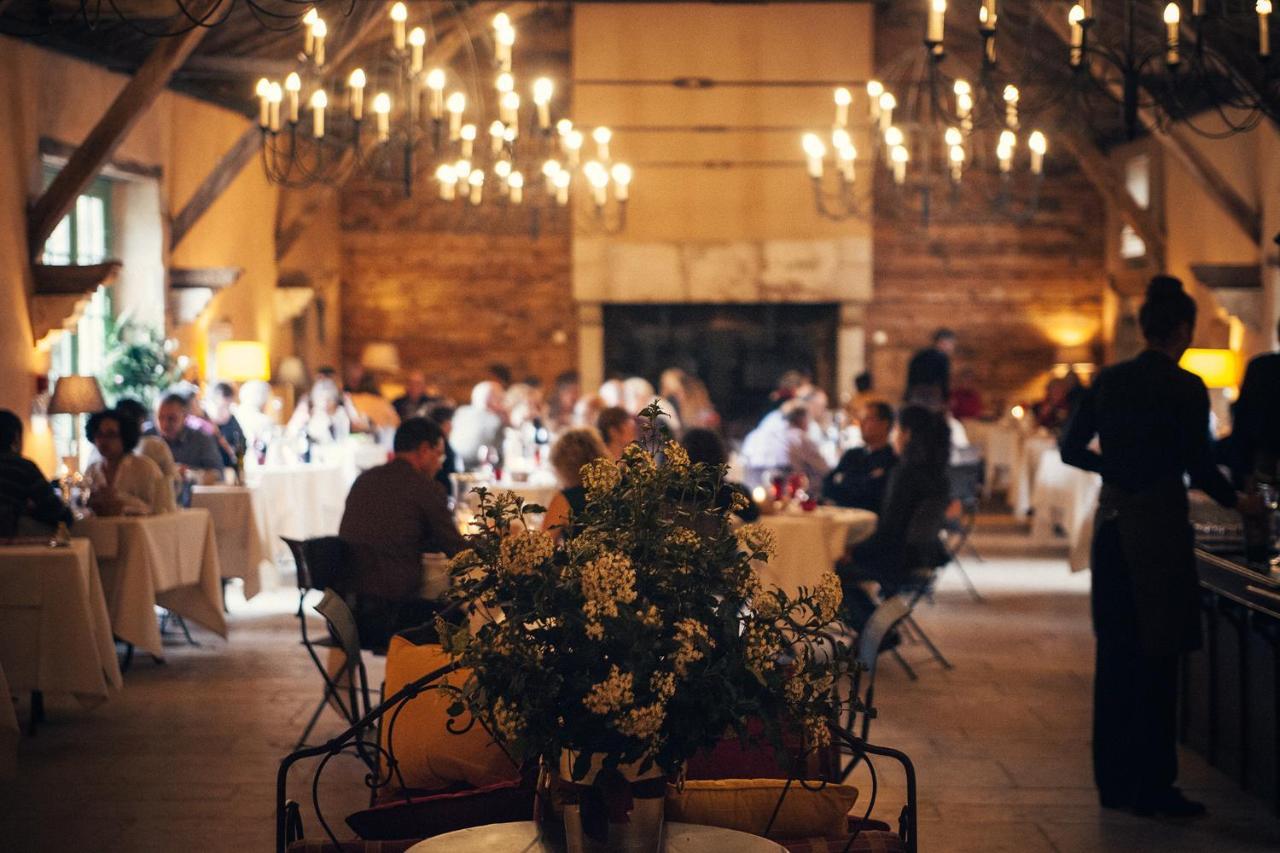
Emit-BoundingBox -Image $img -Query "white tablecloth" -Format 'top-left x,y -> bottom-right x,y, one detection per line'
78,510 -> 226,658
246,464 -> 350,559
965,420 -> 1021,498
191,485 -> 270,599
407,821 -> 783,852
1010,433 -> 1058,518
0,539 -> 122,704
757,507 -> 877,596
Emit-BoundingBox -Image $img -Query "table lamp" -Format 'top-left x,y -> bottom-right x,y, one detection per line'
360,342 -> 401,374
1179,348 -> 1241,389
214,340 -> 271,382
47,374 -> 106,474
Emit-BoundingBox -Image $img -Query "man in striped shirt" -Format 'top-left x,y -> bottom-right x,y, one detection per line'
0,410 -> 72,536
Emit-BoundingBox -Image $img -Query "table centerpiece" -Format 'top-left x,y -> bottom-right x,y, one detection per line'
437,404 -> 856,851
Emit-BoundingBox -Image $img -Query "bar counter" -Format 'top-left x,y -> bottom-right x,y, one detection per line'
1181,548 -> 1280,813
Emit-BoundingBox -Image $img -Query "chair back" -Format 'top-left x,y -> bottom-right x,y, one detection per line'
282,537 -> 311,591
948,460 -> 984,510
314,588 -> 363,667
302,536 -> 350,592
856,594 -> 912,676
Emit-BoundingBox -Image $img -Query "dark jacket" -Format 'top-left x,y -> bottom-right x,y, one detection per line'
1229,351 -> 1280,484
0,452 -> 73,535
823,445 -> 897,513
905,347 -> 951,405
339,458 -> 467,601
848,463 -> 950,582
1061,349 -> 1237,655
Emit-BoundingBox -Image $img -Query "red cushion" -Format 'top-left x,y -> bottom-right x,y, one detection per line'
345,778 -> 534,841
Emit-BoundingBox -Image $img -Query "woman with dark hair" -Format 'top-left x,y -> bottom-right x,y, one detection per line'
836,405 -> 951,630
1062,276 -> 1260,818
681,428 -> 759,522
85,409 -> 176,516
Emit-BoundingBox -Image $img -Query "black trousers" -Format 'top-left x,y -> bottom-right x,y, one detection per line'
1090,518 -> 1180,803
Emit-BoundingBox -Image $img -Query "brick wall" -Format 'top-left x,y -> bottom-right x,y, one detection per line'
339,7 -> 575,401
865,3 -> 1108,412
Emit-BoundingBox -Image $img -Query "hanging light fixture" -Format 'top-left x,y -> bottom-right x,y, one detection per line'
255,5 -> 631,235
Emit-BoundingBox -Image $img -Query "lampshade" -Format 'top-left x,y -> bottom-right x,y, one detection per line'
361,342 -> 402,373
47,375 -> 106,415
214,340 -> 271,382
276,356 -> 308,389
1179,348 -> 1241,389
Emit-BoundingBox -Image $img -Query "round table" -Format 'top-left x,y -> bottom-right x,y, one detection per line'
756,506 -> 877,596
406,821 -> 784,852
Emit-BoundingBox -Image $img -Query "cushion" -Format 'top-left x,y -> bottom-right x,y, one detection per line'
346,778 -> 534,841
665,778 -> 859,840
378,637 -> 519,793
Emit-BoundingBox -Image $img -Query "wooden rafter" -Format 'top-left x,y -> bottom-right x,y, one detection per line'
274,1 -> 539,262
1036,6 -> 1262,246
1058,131 -> 1167,267
26,0 -> 218,259
168,0 -> 393,252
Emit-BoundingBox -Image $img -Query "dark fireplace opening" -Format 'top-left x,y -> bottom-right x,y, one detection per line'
603,303 -> 839,439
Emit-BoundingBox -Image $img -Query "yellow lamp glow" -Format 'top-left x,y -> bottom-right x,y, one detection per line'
1179,348 -> 1241,389
214,340 -> 271,382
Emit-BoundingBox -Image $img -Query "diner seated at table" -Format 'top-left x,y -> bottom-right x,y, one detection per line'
1034,372 -> 1085,433
836,405 -> 952,631
234,379 -> 278,457
84,409 -> 176,517
542,427 -> 609,541
547,370 -> 580,431
425,403 -> 459,492
596,406 -> 637,460
340,417 -> 467,652
152,393 -> 225,485
451,381 -> 508,470
392,370 -> 442,422
823,401 -> 897,513
205,382 -> 247,469
742,400 -> 830,497
0,409 -> 72,536
115,398 -> 179,485
287,376 -> 367,451
681,428 -> 760,523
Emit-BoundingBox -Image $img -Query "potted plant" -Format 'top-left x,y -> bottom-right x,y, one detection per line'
437,404 -> 855,851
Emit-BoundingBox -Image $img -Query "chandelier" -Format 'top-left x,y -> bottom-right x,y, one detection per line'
1042,0 -> 1280,139
253,5 -> 631,233
801,1 -> 1047,224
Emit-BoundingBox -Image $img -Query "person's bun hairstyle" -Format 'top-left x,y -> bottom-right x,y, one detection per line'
1139,275 -> 1196,346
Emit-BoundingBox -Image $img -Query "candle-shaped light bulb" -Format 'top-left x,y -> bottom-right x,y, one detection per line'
565,129 -> 583,166
312,18 -> 326,66
255,77 -> 270,127
1260,1 -> 1273,57
866,79 -> 884,122
533,77 -> 554,129
409,27 -> 426,73
303,8 -> 318,55
586,161 -> 609,207
285,72 -> 301,124
496,71 -> 514,94
998,143 -> 1013,173
310,89 -> 327,138
436,164 -> 458,200
999,129 -> 1017,150
390,2 -> 408,51
834,87 -> 852,128
489,120 -> 506,155
802,133 -> 826,178
543,159 -> 561,196
927,0 -> 947,45
267,82 -> 283,132
611,163 -> 632,201
1003,84 -> 1019,128
493,12 -> 511,30
878,91 -> 896,131
455,159 -> 471,180
373,92 -> 391,141
1028,130 -> 1047,175
503,125 -> 517,144
884,125 -> 905,148
446,91 -> 465,139
949,143 -> 965,181
1069,5 -> 1086,67
891,145 -> 909,185
426,69 -> 446,118
556,118 -> 573,136
1164,3 -> 1181,65
501,91 -> 520,126
944,126 -> 963,147
554,168 -> 571,205
954,79 -> 973,127
468,169 -> 484,205
980,0 -> 997,31
832,127 -> 852,151
495,24 -> 516,70
460,123 -> 477,158
349,68 -> 366,120
592,126 -> 612,161
494,159 -> 512,180
835,135 -> 855,182
509,171 -> 525,203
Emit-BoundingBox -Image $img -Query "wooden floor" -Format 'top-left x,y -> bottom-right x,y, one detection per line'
3,525 -> 1279,852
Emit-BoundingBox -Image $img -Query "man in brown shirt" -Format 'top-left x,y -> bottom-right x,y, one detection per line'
339,417 -> 466,650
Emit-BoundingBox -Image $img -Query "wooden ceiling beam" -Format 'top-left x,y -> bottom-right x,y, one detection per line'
168,0 -> 392,253
1037,6 -> 1262,246
26,0 -> 218,259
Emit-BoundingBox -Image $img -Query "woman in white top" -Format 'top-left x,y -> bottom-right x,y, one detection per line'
84,409 -> 176,516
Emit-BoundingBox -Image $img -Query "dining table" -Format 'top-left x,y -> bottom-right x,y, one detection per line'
77,510 -> 226,659
757,506 -> 877,596
191,484 -> 271,599
406,821 -> 784,852
0,538 -> 122,706
245,463 -> 351,562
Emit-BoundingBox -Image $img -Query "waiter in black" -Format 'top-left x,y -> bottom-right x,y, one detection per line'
1061,276 -> 1260,818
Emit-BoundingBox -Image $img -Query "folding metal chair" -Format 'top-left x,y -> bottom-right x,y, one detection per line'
889,569 -> 955,681
943,460 -> 986,603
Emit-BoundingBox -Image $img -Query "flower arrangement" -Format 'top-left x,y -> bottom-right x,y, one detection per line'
437,403 -> 856,786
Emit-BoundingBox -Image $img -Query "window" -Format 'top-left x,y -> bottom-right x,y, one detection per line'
43,167 -> 114,462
